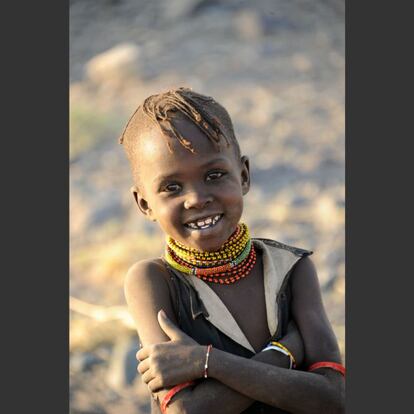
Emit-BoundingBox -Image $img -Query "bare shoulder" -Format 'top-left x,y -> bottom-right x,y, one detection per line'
290,256 -> 320,295
124,257 -> 170,292
124,258 -> 178,344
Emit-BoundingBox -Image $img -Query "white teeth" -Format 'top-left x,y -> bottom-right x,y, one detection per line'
186,214 -> 222,230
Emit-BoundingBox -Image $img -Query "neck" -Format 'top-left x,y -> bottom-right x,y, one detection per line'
164,223 -> 256,284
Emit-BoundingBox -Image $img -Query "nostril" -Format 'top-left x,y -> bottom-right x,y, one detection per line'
184,193 -> 212,210
184,200 -> 210,210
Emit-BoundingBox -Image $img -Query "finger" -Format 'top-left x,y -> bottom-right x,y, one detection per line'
137,346 -> 151,361
137,358 -> 150,374
157,309 -> 186,341
141,368 -> 154,385
148,377 -> 162,393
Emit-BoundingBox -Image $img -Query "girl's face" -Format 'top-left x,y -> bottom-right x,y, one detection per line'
133,116 -> 250,252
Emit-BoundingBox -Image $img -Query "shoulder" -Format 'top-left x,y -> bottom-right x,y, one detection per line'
125,257 -> 164,277
291,256 -> 317,284
253,238 -> 313,281
290,256 -> 323,308
253,237 -> 313,258
124,258 -> 172,299
125,258 -> 169,286
124,258 -> 179,317
124,258 -> 180,340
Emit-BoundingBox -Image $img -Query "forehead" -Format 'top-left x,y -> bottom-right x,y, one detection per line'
137,117 -> 239,179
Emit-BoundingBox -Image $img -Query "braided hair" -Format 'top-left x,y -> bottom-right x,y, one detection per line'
119,88 -> 241,183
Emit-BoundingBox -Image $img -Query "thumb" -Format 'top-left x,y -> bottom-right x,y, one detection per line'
158,309 -> 187,341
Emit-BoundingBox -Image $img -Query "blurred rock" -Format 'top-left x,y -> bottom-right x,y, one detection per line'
233,9 -> 264,40
90,197 -> 124,228
85,43 -> 140,87
70,405 -> 106,414
291,53 -> 313,73
71,352 -> 105,372
106,336 -> 139,390
71,191 -> 125,237
162,0 -> 203,21
312,195 -> 343,232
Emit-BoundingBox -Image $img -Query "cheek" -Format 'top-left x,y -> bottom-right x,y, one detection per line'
219,186 -> 244,215
155,200 -> 182,225
220,180 -> 244,201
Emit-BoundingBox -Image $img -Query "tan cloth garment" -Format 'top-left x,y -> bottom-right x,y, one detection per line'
184,239 -> 304,353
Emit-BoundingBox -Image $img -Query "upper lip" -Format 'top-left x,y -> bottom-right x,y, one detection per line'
184,213 -> 222,224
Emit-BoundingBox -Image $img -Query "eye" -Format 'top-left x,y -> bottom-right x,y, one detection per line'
206,171 -> 226,181
161,183 -> 182,193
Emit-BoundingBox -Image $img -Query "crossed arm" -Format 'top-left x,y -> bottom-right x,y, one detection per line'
124,257 -> 345,414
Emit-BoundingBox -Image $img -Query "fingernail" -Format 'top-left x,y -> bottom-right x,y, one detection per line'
159,309 -> 166,317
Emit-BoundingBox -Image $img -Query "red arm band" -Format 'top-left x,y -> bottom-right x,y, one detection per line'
308,361 -> 345,377
160,381 -> 195,413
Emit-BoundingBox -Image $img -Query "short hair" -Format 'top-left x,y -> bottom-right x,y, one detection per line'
119,87 -> 241,182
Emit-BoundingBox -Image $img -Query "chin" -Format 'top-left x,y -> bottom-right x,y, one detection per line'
195,240 -> 224,253
189,231 -> 234,252
174,218 -> 240,251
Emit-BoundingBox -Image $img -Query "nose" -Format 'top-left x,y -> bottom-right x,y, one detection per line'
183,189 -> 213,210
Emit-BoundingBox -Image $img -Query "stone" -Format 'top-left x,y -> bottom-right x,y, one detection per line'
71,352 -> 105,373
106,336 -> 139,390
233,9 -> 263,40
85,43 -> 140,86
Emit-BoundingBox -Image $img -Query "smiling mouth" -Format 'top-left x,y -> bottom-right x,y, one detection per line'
184,214 -> 223,230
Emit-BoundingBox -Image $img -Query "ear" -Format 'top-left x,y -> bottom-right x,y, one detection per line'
130,185 -> 156,222
240,156 -> 250,195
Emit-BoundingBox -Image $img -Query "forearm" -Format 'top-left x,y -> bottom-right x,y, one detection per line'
168,351 -> 290,414
137,305 -> 300,414
208,348 -> 344,414
175,379 -> 252,414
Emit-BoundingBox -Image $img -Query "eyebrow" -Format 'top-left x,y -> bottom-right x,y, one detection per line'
152,157 -> 231,185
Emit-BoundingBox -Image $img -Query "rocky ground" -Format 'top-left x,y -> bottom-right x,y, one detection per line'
70,1 -> 344,413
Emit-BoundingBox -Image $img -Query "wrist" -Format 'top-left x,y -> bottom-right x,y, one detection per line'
254,349 -> 291,369
203,346 -> 229,381
261,341 -> 296,369
193,345 -> 208,378
279,337 -> 303,367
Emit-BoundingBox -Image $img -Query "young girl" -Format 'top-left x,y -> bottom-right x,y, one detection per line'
120,88 -> 345,414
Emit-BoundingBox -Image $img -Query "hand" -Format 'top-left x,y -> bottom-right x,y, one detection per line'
136,310 -> 205,392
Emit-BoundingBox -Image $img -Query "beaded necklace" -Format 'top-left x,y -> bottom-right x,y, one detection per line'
165,223 -> 256,284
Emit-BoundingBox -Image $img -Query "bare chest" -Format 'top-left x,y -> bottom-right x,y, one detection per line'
208,252 -> 270,352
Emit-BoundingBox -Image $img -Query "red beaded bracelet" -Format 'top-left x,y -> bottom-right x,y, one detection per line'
308,361 -> 346,377
160,381 -> 195,414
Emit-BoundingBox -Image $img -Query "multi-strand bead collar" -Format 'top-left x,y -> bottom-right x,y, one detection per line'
165,223 -> 256,284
